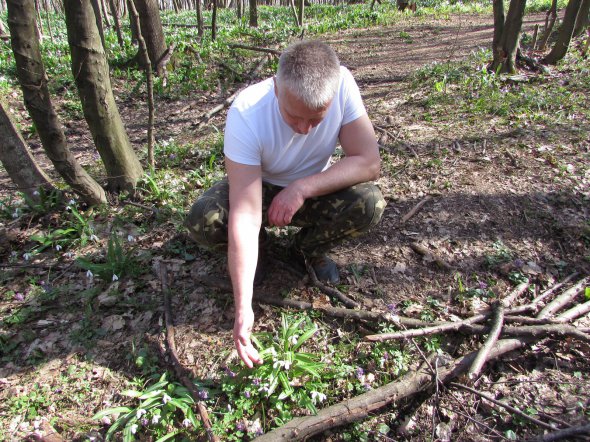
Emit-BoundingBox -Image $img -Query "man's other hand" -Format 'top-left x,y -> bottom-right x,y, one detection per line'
233,307 -> 263,368
267,184 -> 305,227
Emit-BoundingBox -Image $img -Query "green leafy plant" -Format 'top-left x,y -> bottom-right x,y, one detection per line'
219,313 -> 328,437
94,373 -> 202,441
76,232 -> 138,281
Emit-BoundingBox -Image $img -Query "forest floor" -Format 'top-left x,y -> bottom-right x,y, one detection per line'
1,10 -> 590,442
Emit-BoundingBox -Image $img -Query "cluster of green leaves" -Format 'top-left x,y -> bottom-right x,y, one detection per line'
218,313 -> 327,438
94,373 -> 202,442
76,231 -> 139,281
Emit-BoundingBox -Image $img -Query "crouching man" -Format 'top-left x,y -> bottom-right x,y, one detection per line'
186,40 -> 386,367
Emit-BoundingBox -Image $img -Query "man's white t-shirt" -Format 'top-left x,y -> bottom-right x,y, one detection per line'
224,66 -> 366,187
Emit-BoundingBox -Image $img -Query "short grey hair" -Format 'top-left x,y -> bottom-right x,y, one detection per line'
276,40 -> 340,110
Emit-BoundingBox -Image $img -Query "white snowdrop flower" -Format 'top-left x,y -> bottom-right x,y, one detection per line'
311,391 -> 327,404
23,252 -> 32,261
284,361 -> 291,370
182,418 -> 192,428
130,424 -> 138,434
65,252 -> 74,258
90,234 -> 99,242
162,394 -> 171,404
289,335 -> 298,345
55,244 -> 62,251
33,190 -> 40,196
151,415 -> 161,424
112,274 -> 119,282
86,270 -> 94,278
127,234 -> 135,243
101,416 -> 111,425
68,199 -> 76,205
12,210 -> 20,219
136,409 -> 146,419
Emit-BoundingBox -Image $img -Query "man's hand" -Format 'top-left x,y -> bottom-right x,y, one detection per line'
233,307 -> 263,368
267,183 -> 305,227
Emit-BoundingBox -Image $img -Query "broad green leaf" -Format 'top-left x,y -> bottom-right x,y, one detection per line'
92,407 -> 132,420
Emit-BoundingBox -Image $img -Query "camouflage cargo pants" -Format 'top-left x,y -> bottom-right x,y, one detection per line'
185,179 -> 386,257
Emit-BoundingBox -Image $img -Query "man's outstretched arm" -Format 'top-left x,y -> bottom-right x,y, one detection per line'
226,158 -> 264,368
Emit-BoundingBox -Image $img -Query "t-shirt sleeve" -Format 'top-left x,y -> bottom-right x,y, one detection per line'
223,106 -> 261,166
341,67 -> 367,126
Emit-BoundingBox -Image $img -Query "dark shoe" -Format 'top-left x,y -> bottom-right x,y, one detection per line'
309,255 -> 340,285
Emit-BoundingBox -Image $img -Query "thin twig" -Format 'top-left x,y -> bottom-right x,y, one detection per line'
159,263 -> 219,442
450,382 -> 557,430
305,260 -> 359,309
400,195 -> 433,225
228,43 -> 282,56
460,323 -> 590,344
556,300 -> 590,321
524,422 -> 590,442
530,272 -> 579,311
410,242 -> 455,271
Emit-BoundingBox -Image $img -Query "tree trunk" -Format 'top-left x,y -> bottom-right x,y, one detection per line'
490,0 -> 527,73
297,0 -> 304,28
0,98 -> 54,203
64,0 -> 143,192
100,0 -> 112,28
249,0 -> 257,27
573,0 -> 589,36
90,0 -> 107,50
543,0 -> 583,64
211,0 -> 217,40
236,0 -> 242,21
108,0 -> 125,47
538,0 -> 558,50
196,0 -> 204,36
7,0 -> 107,206
491,0 -> 505,69
132,0 -> 167,71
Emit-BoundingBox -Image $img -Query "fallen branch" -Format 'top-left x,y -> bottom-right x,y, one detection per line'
556,300 -> 590,322
305,260 -> 360,309
253,338 -> 529,441
450,382 -> 556,430
460,323 -> 590,344
410,242 -> 455,271
228,43 -> 282,56
467,302 -> 505,382
158,263 -> 219,442
400,195 -> 432,225
529,272 -> 579,311
503,281 -> 530,307
525,422 -> 590,442
537,276 -> 589,319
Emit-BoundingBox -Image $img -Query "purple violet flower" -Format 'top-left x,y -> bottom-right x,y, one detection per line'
355,367 -> 364,380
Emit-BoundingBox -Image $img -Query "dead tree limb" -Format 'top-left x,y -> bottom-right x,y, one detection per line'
158,263 -> 219,442
460,323 -> 590,344
468,302 -> 505,382
305,260 -> 360,309
410,242 -> 455,271
450,382 -> 557,430
364,314 -> 486,342
556,300 -> 590,321
253,338 -> 529,441
537,276 -> 589,319
228,43 -> 282,56
400,195 -> 432,225
503,281 -> 530,306
530,272 -> 579,311
525,422 -> 590,442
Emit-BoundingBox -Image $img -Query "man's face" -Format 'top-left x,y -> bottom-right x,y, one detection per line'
274,80 -> 332,135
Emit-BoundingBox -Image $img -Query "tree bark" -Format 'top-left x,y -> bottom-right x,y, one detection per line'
108,0 -> 124,47
132,0 -> 167,72
7,0 -> 107,206
64,0 -> 143,192
249,0 -> 258,27
496,0 -> 527,73
491,0 -> 505,70
543,0 -> 583,64
211,0 -> 217,40
297,0 -> 304,28
573,0 -> 589,37
0,98 -> 54,203
196,0 -> 204,36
